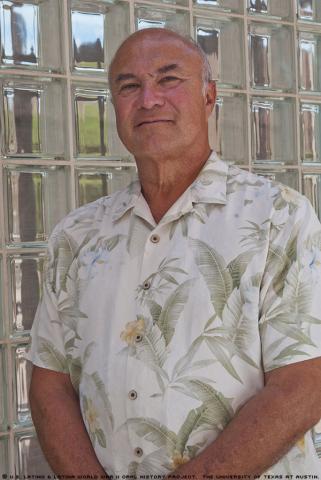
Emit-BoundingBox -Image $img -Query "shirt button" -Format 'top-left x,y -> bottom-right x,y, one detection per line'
128,390 -> 138,400
134,447 -> 143,457
135,334 -> 143,343
143,280 -> 151,290
150,234 -> 160,243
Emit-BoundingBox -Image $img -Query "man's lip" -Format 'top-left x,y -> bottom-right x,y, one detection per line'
135,120 -> 173,127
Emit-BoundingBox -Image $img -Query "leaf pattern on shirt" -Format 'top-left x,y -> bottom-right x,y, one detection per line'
28,154 -> 321,476
190,238 -> 233,318
124,384 -> 233,473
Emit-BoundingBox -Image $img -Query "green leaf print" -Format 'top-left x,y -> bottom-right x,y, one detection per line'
67,356 -> 82,391
136,323 -> 168,369
227,250 -> 258,289
176,404 -> 209,454
147,299 -> 162,324
37,336 -> 68,372
190,238 -> 233,318
266,315 -> 316,347
204,336 -> 243,383
282,262 -> 312,314
125,418 -> 177,456
157,279 -> 194,346
84,371 -> 114,429
96,428 -> 107,448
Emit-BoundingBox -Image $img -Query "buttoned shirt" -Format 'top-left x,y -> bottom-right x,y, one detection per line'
27,152 -> 321,476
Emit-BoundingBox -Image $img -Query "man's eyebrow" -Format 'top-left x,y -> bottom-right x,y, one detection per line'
115,73 -> 137,83
115,64 -> 181,83
157,63 -> 180,74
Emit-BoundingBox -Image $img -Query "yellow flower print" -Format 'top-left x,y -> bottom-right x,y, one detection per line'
84,398 -> 100,434
280,186 -> 301,206
120,318 -> 146,345
296,435 -> 305,453
171,451 -> 190,470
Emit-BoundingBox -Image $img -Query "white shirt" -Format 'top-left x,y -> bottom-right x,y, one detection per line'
27,152 -> 321,476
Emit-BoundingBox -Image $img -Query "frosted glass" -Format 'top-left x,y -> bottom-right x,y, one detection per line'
299,31 -> 321,93
76,166 -> 137,206
15,433 -> 53,475
2,78 -> 66,158
298,0 -> 321,23
300,102 -> 321,163
251,97 -> 296,164
0,437 -> 9,476
5,166 -> 70,246
195,15 -> 245,88
8,253 -> 45,336
0,347 -> 7,431
12,345 -> 32,426
303,174 -> 321,220
0,0 -> 62,72
209,93 -> 248,164
193,0 -> 242,13
249,23 -> 295,91
248,0 -> 293,20
135,5 -> 190,35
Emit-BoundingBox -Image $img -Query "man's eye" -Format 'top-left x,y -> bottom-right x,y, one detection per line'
159,76 -> 180,85
119,83 -> 139,93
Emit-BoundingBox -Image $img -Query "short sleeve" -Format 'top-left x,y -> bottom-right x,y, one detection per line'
259,194 -> 321,372
26,223 -> 69,373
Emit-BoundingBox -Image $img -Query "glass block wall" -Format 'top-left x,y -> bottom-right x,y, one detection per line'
1,0 -> 321,475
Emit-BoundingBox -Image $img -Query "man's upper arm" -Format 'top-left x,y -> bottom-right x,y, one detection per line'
259,193 -> 321,374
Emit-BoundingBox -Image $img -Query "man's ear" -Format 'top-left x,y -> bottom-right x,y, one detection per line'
205,80 -> 216,116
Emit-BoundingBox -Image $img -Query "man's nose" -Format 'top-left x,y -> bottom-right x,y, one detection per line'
138,84 -> 165,110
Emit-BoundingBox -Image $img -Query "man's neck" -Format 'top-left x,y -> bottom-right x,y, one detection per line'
135,145 -> 212,224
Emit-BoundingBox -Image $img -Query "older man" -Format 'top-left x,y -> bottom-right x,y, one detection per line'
28,28 -> 321,478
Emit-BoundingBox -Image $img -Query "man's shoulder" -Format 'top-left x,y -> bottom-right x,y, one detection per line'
50,181 -> 139,240
227,163 -> 305,211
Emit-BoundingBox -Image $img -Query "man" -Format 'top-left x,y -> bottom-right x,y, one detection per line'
28,28 -> 321,478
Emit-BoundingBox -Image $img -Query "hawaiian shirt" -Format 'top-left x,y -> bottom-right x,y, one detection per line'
27,152 -> 321,477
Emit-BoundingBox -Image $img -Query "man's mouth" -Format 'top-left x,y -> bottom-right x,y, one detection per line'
135,120 -> 173,127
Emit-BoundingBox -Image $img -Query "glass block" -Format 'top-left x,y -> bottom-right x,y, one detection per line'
145,0 -> 188,7
0,436 -> 9,476
0,257 -> 3,338
253,169 -> 299,191
15,432 -> 53,475
194,15 -> 245,88
0,347 -> 7,432
73,85 -> 129,159
135,5 -> 190,35
1,77 -> 66,159
209,93 -> 248,165
299,31 -> 321,93
4,165 -> 70,245
247,0 -> 293,20
249,23 -> 295,92
300,102 -> 321,164
76,165 -> 137,207
303,174 -> 321,220
12,345 -> 32,426
0,0 -> 62,72
193,0 -> 243,13
70,0 -> 129,74
298,0 -> 321,23
8,253 -> 45,336
251,97 -> 297,164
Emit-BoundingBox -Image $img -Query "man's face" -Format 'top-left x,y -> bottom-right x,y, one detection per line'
109,32 -> 216,160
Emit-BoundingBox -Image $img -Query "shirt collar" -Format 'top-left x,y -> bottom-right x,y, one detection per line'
112,151 -> 228,223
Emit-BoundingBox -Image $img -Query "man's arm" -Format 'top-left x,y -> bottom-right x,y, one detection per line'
29,365 -> 108,477
168,358 -> 321,478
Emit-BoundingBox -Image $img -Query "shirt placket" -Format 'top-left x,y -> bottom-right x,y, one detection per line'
124,222 -> 166,463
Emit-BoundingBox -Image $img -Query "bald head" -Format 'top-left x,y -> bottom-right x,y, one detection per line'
108,28 -> 212,92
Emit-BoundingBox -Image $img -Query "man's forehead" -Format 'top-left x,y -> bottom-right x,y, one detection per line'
110,32 -> 201,78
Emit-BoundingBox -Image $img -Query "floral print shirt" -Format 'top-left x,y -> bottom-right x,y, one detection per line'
27,152 -> 321,477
